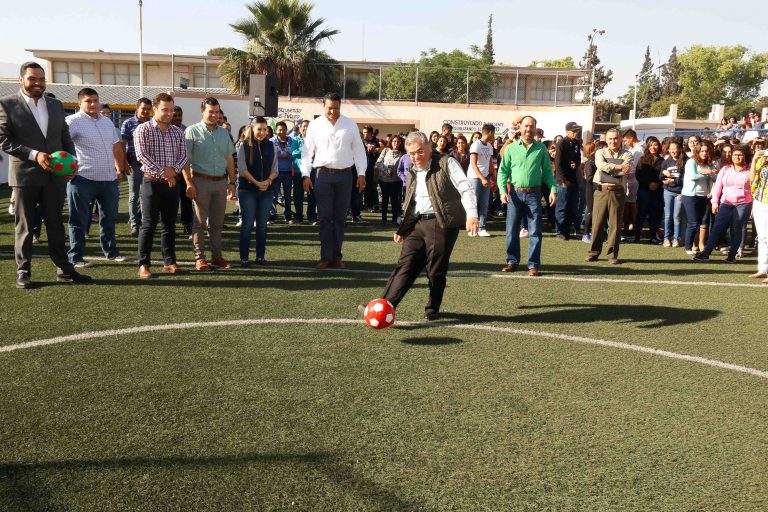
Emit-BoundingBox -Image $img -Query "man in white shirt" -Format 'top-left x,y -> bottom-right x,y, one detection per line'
66,88 -> 126,267
379,131 -> 478,321
468,123 -> 495,237
301,92 -> 367,269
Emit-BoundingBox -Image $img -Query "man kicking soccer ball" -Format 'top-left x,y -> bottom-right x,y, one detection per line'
376,130 -> 478,321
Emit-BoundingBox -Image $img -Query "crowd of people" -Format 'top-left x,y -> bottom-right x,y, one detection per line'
2,61 -> 767,295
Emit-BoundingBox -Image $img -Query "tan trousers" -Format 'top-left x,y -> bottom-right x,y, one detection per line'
589,188 -> 626,258
191,177 -> 228,260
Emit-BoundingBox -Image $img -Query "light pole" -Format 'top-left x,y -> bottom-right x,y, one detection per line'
588,29 -> 605,105
632,64 -> 665,130
138,0 -> 144,98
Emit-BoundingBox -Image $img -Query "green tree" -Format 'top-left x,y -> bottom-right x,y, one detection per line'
363,48 -> 496,103
660,46 -> 681,97
676,45 -> 768,116
483,14 -> 495,65
206,47 -> 232,57
218,0 -> 341,96
594,99 -> 629,123
578,34 -> 613,97
529,57 -> 576,68
633,46 -> 662,117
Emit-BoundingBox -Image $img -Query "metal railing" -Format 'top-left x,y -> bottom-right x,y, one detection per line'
287,63 -> 593,107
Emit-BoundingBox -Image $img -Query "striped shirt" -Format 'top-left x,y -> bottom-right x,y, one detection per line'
66,110 -> 119,181
120,115 -> 146,161
134,118 -> 188,180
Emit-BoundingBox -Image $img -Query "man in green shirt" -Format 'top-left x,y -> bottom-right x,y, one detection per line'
497,115 -> 557,276
182,97 -> 236,271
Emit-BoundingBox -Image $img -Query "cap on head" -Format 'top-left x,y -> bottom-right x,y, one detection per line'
565,121 -> 582,133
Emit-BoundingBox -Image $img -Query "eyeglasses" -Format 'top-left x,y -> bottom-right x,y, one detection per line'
407,149 -> 427,158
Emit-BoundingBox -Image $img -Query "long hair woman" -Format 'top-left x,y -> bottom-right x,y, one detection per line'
450,135 -> 471,174
634,136 -> 664,243
237,117 -> 278,266
660,139 -> 687,247
681,140 -> 716,254
748,147 -> 768,282
375,135 -> 405,225
694,144 -> 754,263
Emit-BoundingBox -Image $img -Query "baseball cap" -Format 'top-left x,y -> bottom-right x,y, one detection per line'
565,121 -> 582,132
535,128 -> 544,137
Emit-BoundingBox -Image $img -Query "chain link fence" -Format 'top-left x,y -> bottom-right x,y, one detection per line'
292,63 -> 593,107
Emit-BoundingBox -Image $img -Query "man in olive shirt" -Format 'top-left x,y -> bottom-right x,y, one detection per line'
497,115 -> 557,276
182,97 -> 236,271
586,127 -> 632,264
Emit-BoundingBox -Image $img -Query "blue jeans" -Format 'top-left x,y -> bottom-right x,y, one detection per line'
555,183 -> 579,236
127,160 -> 142,229
272,172 -> 294,220
663,189 -> 683,242
702,203 -> 752,256
472,179 -> 491,230
682,195 -> 710,250
239,187 -> 273,261
505,191 -> 543,269
67,176 -> 120,262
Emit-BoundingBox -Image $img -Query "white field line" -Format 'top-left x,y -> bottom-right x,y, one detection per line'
1,253 -> 765,289
2,318 -> 768,381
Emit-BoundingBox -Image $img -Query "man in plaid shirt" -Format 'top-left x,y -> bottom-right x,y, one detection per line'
134,92 -> 188,279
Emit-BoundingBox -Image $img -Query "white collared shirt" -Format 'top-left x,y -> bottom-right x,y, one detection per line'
412,156 -> 478,218
300,114 -> 367,177
21,90 -> 49,162
66,110 -> 120,181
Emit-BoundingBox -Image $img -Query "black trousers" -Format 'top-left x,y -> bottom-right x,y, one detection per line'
138,178 -> 180,267
13,182 -> 74,276
383,218 -> 459,314
178,177 -> 194,230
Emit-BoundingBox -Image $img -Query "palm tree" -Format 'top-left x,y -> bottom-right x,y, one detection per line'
219,0 -> 341,97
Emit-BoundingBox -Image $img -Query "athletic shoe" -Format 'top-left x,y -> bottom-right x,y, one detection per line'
693,253 -> 710,262
685,249 -> 697,255
467,231 -> 477,237
581,234 -> 591,243
107,255 -> 127,262
138,265 -> 152,279
672,240 -> 680,248
519,228 -> 529,238
195,259 -> 211,271
236,219 -> 243,227
663,239 -> 671,247
210,257 -> 232,269
736,250 -> 743,259
477,229 -> 491,237
725,254 -> 736,263
73,259 -> 93,268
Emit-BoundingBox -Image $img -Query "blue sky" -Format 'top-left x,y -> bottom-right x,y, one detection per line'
1,0 -> 765,99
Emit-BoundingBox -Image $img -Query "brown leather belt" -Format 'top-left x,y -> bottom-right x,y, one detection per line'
318,166 -> 354,174
598,184 -> 622,191
419,213 -> 437,220
513,186 -> 540,193
193,173 -> 226,181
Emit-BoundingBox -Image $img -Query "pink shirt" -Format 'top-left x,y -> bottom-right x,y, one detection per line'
710,164 -> 752,208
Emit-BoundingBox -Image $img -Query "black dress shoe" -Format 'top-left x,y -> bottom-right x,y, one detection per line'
424,310 -> 439,321
16,273 -> 31,289
57,270 -> 93,284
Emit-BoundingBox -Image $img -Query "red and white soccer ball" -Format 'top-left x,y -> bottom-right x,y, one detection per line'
363,299 -> 396,329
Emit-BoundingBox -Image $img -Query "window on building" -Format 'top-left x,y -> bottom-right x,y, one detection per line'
530,77 -> 555,102
52,62 -> 96,84
556,76 -> 576,103
192,65 -> 223,88
101,63 -> 140,86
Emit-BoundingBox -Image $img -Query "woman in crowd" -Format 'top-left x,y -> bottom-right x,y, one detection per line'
694,145 -> 753,263
717,142 -> 733,170
237,118 -> 278,266
375,135 -> 405,225
450,135 -> 471,173
580,140 -> 603,243
660,139 -> 687,247
429,131 -> 440,146
435,135 -> 449,154
748,148 -> 768,282
686,134 -> 701,158
681,140 -> 716,254
471,131 -> 482,143
634,136 -> 664,243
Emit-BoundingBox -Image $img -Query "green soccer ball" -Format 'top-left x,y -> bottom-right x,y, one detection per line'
50,150 -> 76,176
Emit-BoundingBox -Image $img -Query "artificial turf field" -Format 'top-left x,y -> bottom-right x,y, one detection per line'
1,182 -> 767,511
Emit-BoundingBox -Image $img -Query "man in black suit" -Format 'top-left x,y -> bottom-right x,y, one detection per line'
0,62 -> 92,288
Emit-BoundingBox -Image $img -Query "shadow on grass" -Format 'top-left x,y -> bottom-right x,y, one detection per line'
395,304 -> 719,330
0,451 -> 426,511
401,336 -> 463,346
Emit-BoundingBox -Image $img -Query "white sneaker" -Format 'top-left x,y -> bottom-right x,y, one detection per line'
519,228 -> 529,238
108,255 -> 127,262
685,249 -> 697,255
477,229 -> 491,237
663,239 -> 671,247
467,231 -> 477,237
74,259 -> 93,268
8,203 -> 15,216
235,219 -> 243,227
672,240 -> 680,248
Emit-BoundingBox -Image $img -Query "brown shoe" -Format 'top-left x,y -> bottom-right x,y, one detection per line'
138,265 -> 152,279
749,272 -> 768,279
333,260 -> 346,269
528,268 -> 540,277
585,255 -> 598,262
500,263 -> 517,272
608,258 -> 621,265
195,258 -> 211,271
210,256 -> 231,269
163,263 -> 180,274
316,260 -> 332,269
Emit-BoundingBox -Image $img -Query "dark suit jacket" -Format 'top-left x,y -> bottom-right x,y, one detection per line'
0,91 -> 74,187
